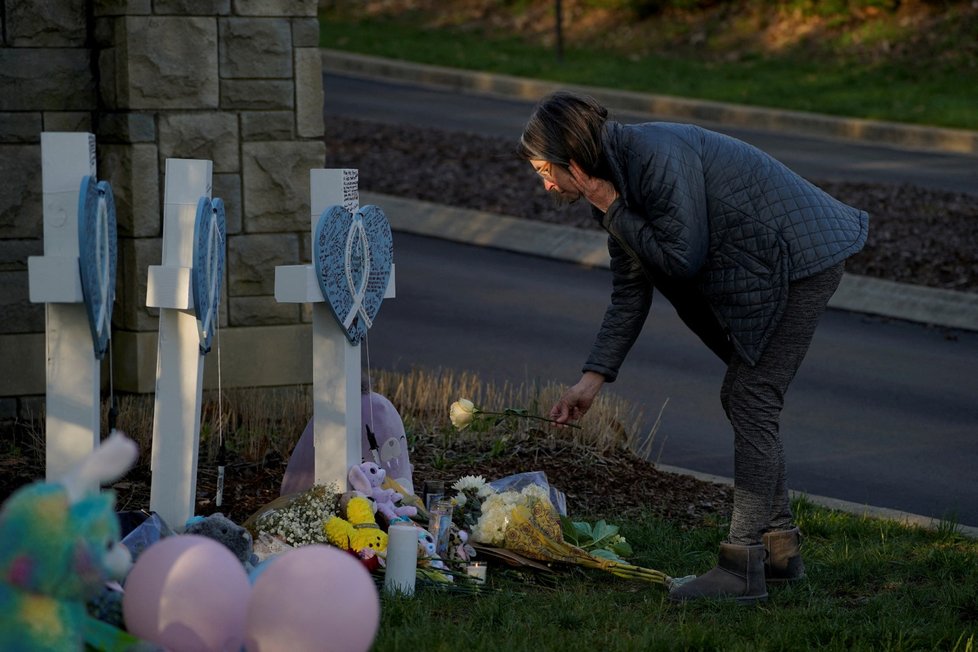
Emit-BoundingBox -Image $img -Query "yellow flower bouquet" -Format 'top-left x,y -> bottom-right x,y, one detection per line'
461,475 -> 671,586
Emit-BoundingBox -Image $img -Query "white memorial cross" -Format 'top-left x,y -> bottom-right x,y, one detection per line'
145,159 -> 220,529
27,133 -> 101,481
274,169 -> 395,490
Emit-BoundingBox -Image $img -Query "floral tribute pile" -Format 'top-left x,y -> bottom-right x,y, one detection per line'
241,398 -> 674,592
448,473 -> 671,585
0,397 -> 676,652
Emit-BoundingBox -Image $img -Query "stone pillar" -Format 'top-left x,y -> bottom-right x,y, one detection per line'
9,0 -> 325,396
2,0 -> 326,406
0,0 -> 95,417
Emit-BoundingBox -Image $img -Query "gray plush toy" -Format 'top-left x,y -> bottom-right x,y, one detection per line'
184,513 -> 258,570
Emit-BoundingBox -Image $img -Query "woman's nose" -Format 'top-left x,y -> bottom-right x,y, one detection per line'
544,179 -> 557,192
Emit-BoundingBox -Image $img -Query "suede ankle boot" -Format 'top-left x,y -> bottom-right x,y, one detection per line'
762,527 -> 806,583
668,542 -> 768,604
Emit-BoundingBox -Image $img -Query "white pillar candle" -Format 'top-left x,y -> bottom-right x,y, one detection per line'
385,524 -> 418,596
466,561 -> 487,584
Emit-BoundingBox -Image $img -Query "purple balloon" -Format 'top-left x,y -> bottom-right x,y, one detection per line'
122,535 -> 251,652
244,545 -> 380,652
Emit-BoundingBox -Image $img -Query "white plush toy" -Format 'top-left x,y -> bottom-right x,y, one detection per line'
348,461 -> 417,525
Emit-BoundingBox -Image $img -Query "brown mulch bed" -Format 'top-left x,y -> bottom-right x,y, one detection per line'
0,427 -> 732,531
409,430 -> 732,526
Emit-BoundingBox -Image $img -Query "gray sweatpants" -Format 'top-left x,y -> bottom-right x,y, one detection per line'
721,263 -> 845,544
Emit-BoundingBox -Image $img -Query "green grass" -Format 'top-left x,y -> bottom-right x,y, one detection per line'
376,498 -> 978,651
319,13 -> 978,131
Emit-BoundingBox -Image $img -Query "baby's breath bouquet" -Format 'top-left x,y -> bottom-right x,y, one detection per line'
250,483 -> 340,547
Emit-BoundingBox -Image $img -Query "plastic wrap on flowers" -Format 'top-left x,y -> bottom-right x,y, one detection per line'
450,472 -> 670,586
504,502 -> 565,561
500,492 -> 670,586
489,471 -> 567,516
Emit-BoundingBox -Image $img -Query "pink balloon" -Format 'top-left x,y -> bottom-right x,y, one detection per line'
244,545 -> 380,652
123,534 -> 251,652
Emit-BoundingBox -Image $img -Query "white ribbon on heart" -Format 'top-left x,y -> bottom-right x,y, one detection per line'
199,205 -> 222,339
341,212 -> 373,330
94,189 -> 111,339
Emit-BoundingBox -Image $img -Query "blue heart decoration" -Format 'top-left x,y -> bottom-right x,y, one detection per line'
313,204 -> 393,345
77,176 -> 117,360
192,196 -> 226,355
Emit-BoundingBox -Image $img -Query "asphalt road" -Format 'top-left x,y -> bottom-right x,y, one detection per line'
324,72 -> 978,195
325,73 -> 978,527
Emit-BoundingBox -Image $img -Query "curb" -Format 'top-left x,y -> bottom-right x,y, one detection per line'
323,49 -> 978,156
364,191 -> 978,332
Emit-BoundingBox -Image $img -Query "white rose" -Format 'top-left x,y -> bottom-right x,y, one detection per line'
449,398 -> 478,429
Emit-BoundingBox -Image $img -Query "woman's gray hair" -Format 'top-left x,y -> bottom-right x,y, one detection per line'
517,91 -> 609,177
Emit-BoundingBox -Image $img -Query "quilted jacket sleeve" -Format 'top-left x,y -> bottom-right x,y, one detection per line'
582,236 -> 653,382
600,128 -> 710,280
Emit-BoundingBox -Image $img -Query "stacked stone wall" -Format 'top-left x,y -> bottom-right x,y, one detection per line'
1,0 -> 325,403
0,0 -> 94,341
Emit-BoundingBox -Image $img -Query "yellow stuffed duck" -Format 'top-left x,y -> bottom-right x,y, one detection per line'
324,495 -> 388,568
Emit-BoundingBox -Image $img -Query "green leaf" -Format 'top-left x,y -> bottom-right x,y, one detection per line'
560,515 -> 584,545
571,522 -> 595,551
589,520 -> 620,547
560,515 -> 577,542
611,540 -> 633,557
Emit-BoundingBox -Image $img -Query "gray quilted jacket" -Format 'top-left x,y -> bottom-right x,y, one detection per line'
583,121 -> 869,378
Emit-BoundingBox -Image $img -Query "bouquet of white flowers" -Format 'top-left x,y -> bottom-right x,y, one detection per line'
470,482 -> 551,546
449,475 -> 493,531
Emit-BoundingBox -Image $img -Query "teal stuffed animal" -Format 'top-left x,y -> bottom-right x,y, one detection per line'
0,432 -> 141,651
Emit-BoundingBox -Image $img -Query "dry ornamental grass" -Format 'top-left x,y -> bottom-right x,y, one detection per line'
0,371 -> 733,531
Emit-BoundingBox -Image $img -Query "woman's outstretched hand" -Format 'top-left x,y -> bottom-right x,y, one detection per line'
549,371 -> 606,426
